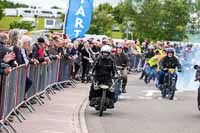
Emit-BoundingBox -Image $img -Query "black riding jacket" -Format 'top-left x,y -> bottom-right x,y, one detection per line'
160,56 -> 182,70
93,55 -> 116,84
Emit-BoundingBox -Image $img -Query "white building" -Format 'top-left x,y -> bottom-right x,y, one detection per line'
3,8 -> 18,16
4,8 -> 65,18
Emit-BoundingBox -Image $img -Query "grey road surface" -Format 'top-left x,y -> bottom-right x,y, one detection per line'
86,74 -> 200,133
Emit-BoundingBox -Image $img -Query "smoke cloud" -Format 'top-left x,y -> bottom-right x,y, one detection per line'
177,44 -> 200,91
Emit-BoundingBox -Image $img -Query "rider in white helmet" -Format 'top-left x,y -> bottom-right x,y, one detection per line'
100,45 -> 112,57
89,45 -> 117,108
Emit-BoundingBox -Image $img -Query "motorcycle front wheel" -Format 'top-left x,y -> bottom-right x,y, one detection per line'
169,80 -> 176,100
161,85 -> 166,98
198,87 -> 200,111
99,90 -> 107,117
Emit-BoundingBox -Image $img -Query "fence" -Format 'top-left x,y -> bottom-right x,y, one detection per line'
0,58 -> 76,133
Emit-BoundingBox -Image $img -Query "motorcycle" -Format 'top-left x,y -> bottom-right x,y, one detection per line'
91,78 -> 116,117
194,65 -> 200,111
161,68 -> 177,100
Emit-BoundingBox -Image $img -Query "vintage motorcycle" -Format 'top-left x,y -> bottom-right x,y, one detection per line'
161,68 -> 177,100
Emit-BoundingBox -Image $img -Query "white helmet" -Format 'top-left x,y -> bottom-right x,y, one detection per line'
116,43 -> 123,49
101,45 -> 112,53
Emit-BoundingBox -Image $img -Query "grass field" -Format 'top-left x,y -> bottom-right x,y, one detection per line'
0,16 -> 60,31
0,17 -> 123,38
0,16 -> 21,30
111,31 -> 123,39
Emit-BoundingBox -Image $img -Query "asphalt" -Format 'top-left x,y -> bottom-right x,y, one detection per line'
9,83 -> 89,133
86,74 -> 200,133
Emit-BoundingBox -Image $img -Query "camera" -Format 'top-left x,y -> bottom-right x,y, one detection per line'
0,63 -> 10,68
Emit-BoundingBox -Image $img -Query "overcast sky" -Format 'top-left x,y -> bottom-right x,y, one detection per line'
9,0 -> 122,9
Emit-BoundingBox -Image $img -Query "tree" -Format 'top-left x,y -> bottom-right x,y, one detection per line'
88,3 -> 114,36
133,0 -> 164,40
0,0 -> 28,8
0,0 -> 29,20
112,0 -> 136,24
130,0 -> 191,41
0,4 -> 3,20
97,3 -> 113,14
10,21 -> 33,31
51,6 -> 61,9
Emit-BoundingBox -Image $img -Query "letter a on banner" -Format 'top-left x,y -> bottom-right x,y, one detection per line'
64,0 -> 93,39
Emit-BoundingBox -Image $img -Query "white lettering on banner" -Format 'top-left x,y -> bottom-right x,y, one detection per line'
75,18 -> 84,29
73,0 -> 87,38
74,30 -> 81,37
75,6 -> 86,17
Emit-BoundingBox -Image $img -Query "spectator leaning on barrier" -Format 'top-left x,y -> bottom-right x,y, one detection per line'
48,38 -> 58,56
32,37 -> 50,64
8,30 -> 22,66
20,35 -> 40,105
0,33 -> 16,68
0,54 -> 14,75
46,38 -> 61,61
21,35 -> 39,65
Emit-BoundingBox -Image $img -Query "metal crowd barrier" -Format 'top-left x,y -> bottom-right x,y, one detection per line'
0,58 -> 78,133
0,75 -> 3,121
58,59 -> 77,87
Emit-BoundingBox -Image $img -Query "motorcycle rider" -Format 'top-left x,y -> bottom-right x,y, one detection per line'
113,44 -> 129,93
158,48 -> 182,89
89,45 -> 117,108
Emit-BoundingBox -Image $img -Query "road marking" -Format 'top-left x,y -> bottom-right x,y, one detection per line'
142,90 -> 160,96
138,90 -> 160,100
145,90 -> 160,97
119,94 -> 132,100
138,96 -> 153,100
41,131 -> 65,133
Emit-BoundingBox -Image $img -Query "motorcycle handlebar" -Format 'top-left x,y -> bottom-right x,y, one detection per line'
194,65 -> 200,70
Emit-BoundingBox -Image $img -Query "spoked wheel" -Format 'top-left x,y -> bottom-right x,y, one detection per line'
198,104 -> 200,111
169,88 -> 176,100
169,81 -> 176,100
161,85 -> 166,98
198,88 -> 200,111
99,90 -> 106,117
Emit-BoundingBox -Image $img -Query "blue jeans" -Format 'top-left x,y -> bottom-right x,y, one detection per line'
133,55 -> 141,70
114,79 -> 122,102
129,55 -> 135,70
148,66 -> 157,81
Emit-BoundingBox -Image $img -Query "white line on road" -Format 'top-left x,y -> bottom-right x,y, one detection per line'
138,96 -> 153,100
